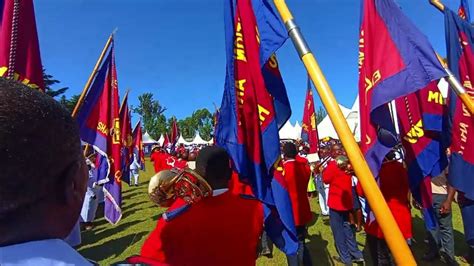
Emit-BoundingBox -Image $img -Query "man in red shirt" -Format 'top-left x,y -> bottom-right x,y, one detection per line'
322,145 -> 363,265
150,146 -> 165,173
139,146 -> 264,265
282,142 -> 313,266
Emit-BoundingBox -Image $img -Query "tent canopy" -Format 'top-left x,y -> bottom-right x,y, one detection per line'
157,134 -> 164,146
143,131 -> 157,144
191,131 -> 209,145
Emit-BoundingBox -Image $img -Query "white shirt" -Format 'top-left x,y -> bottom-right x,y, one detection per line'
0,239 -> 92,266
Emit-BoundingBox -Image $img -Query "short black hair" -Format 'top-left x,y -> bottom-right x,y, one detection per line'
282,142 -> 297,159
195,146 -> 231,188
0,78 -> 82,218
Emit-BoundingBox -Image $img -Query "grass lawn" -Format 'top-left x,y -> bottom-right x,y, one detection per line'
77,161 -> 469,265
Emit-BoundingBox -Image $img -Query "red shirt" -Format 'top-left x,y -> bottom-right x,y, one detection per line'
141,192 -> 264,266
150,151 -> 165,173
362,161 -> 412,239
283,157 -> 312,226
322,160 -> 353,211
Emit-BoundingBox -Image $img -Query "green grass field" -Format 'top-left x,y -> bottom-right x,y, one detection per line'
77,161 -> 469,265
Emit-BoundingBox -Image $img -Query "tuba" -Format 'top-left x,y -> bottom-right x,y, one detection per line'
148,168 -> 213,207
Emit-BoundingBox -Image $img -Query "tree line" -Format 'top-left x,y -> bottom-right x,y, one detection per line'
47,71 -> 327,142
45,71 -> 215,141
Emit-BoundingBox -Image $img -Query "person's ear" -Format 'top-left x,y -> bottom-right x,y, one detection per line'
61,158 -> 88,206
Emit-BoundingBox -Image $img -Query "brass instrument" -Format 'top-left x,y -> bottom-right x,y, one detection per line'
335,155 -> 354,175
148,169 -> 213,207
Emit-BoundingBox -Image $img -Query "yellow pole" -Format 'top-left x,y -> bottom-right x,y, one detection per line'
430,0 -> 445,11
71,30 -> 116,118
272,1 -> 416,265
429,1 -> 474,115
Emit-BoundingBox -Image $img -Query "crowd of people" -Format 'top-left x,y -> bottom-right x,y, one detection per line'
1,78 -> 473,266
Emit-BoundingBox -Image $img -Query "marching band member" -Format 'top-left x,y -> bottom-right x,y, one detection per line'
361,151 -> 412,265
282,142 -> 313,266
322,144 -> 364,265
139,146 -> 263,265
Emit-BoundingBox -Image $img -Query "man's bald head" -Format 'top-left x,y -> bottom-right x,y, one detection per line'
0,78 -> 87,244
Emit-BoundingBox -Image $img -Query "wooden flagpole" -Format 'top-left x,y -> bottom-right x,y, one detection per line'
71,29 -> 117,118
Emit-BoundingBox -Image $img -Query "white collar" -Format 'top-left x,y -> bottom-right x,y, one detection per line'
0,239 -> 92,265
212,188 -> 229,196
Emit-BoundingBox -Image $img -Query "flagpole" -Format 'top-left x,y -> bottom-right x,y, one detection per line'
272,1 -> 416,265
428,0 -> 474,115
430,0 -> 445,11
71,29 -> 117,118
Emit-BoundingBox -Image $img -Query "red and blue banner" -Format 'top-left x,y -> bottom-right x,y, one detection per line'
77,44 -> 122,224
444,9 -> 474,201
0,0 -> 44,91
458,0 -> 471,22
358,0 -> 446,177
395,82 -> 448,229
132,120 -> 146,170
301,77 -> 319,154
120,93 -> 133,184
216,0 -> 297,254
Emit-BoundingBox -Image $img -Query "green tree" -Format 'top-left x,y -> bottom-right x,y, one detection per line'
59,94 -> 80,114
192,108 -> 213,141
133,93 -> 167,139
316,106 -> 326,125
43,68 -> 69,98
177,108 -> 213,141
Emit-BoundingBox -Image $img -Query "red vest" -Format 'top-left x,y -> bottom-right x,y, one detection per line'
322,160 -> 353,211
283,157 -> 312,226
141,192 -> 264,266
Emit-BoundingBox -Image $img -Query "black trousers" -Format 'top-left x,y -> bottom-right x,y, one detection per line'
366,234 -> 394,266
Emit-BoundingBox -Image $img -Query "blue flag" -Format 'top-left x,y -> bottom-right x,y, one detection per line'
216,0 -> 297,255
445,9 -> 474,201
459,0 -> 471,22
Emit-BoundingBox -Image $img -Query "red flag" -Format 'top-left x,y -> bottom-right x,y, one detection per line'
395,82 -> 447,229
358,0 -> 445,176
132,120 -> 145,170
120,93 -> 133,156
301,77 -> 319,153
119,92 -> 133,183
103,47 -> 122,224
76,43 -> 122,224
163,133 -> 170,146
0,0 -> 44,91
170,118 -> 179,144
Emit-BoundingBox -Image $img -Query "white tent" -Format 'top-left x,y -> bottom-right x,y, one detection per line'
346,96 -> 360,142
192,131 -> 209,145
177,134 -> 192,145
317,104 -> 355,140
294,121 -> 302,139
157,134 -> 165,146
279,120 -> 297,140
143,131 -> 157,144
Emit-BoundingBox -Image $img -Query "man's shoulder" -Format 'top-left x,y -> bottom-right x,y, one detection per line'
164,193 -> 262,223
0,239 -> 92,266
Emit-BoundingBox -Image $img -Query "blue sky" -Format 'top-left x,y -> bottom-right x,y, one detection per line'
35,0 -> 461,124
